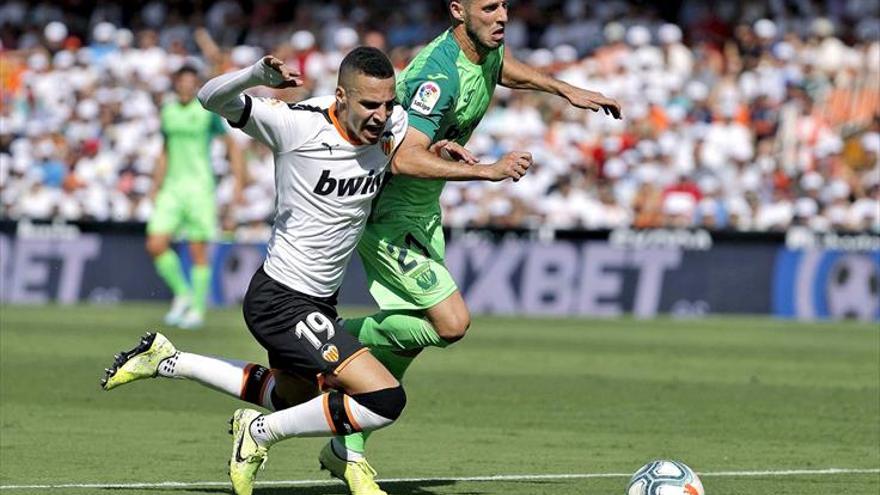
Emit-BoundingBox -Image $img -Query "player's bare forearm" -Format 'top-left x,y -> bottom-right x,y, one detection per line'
197,56 -> 302,122
194,28 -> 222,71
500,51 -> 564,93
225,134 -> 246,203
500,50 -> 622,119
392,141 -> 491,181
392,128 -> 531,182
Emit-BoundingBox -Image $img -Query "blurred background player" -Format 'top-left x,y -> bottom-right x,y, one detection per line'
327,1 -> 621,493
146,66 -> 244,329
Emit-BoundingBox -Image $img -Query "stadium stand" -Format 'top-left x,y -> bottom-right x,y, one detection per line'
1,0 -> 878,234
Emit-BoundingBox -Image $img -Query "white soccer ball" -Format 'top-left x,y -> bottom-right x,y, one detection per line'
626,460 -> 704,495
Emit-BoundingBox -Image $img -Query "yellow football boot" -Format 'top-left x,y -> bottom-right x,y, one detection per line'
101,332 -> 176,391
319,442 -> 388,495
228,408 -> 269,495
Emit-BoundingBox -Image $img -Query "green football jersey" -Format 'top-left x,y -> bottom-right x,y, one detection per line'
160,98 -> 227,190
373,29 -> 504,217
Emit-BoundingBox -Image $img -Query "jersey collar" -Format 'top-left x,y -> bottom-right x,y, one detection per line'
328,103 -> 363,146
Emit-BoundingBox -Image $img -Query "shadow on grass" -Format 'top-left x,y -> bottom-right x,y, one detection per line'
251,480 -> 465,495
102,479 -> 571,495
99,479 -> 465,494
254,480 -> 566,495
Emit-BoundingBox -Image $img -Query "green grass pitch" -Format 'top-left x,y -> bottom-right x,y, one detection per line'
1,304 -> 878,494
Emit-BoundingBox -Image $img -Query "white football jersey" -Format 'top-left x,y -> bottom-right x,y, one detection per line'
231,94 -> 407,297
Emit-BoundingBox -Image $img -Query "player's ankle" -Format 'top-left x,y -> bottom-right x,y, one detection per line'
331,438 -> 365,461
249,415 -> 274,448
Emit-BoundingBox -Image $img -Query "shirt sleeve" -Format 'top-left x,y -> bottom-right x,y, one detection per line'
401,67 -> 458,142
388,105 -> 409,156
229,96 -> 311,153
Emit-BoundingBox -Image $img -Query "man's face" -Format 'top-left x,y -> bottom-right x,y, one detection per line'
338,73 -> 396,144
461,0 -> 508,50
174,72 -> 199,103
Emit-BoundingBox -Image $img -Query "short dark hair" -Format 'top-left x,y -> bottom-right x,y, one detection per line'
174,65 -> 200,79
338,46 -> 394,87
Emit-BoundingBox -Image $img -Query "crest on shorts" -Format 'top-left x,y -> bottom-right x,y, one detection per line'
380,131 -> 395,155
410,264 -> 438,291
321,344 -> 340,363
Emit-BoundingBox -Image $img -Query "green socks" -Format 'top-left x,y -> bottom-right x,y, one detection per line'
155,251 -> 211,315
371,347 -> 419,379
190,264 -> 211,315
154,250 -> 189,297
343,311 -> 447,351
337,312 -> 434,456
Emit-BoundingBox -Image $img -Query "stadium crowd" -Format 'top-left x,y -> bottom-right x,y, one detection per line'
1,0 -> 878,235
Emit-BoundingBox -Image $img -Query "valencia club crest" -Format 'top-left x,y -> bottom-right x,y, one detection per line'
380,131 -> 395,155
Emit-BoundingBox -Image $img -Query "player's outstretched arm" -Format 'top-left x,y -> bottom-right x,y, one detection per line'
393,128 -> 532,182
500,50 -> 622,119
197,56 -> 302,123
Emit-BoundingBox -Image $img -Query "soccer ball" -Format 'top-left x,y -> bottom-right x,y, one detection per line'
626,460 -> 704,495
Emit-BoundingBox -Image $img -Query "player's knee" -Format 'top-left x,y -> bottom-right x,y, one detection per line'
435,313 -> 470,345
145,237 -> 168,258
189,242 -> 209,265
351,385 -> 407,422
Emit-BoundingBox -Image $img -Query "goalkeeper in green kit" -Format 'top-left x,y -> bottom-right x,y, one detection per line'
318,1 -> 622,493
146,66 -> 244,330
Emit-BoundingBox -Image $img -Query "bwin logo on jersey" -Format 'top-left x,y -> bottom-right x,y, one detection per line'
313,169 -> 389,197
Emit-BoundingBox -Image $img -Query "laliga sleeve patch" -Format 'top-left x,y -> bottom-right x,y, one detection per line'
410,81 -> 442,115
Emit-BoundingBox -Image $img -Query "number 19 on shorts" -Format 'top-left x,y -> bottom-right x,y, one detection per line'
294,312 -> 336,349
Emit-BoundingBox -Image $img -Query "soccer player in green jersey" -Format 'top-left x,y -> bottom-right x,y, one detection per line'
320,1 -> 622,493
146,66 -> 244,330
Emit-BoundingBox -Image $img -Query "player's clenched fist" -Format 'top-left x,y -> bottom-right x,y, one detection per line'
262,56 -> 304,88
487,151 -> 532,182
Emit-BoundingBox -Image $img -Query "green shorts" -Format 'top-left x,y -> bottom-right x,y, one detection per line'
146,185 -> 217,241
357,213 -> 458,311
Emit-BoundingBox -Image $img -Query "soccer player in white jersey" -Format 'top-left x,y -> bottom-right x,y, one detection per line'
100,47 -> 475,495
216,50 -> 407,495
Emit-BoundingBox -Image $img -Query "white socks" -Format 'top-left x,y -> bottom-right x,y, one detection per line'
251,393 -> 394,448
158,352 -> 275,409
152,353 -> 400,451
250,394 -> 333,445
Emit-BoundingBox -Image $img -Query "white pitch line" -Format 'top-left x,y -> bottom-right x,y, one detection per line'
0,468 -> 877,490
